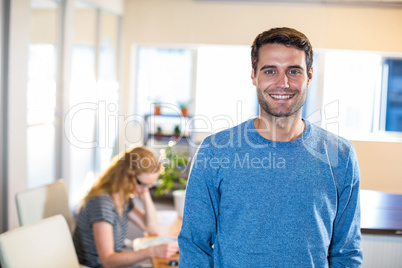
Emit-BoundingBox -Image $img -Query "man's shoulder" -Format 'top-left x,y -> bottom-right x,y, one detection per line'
308,122 -> 354,153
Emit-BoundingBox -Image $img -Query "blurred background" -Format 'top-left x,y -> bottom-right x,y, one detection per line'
1,0 -> 402,233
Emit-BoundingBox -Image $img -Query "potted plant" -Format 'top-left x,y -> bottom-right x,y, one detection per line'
178,101 -> 190,117
153,102 -> 161,115
155,142 -> 190,217
173,125 -> 181,139
155,126 -> 163,141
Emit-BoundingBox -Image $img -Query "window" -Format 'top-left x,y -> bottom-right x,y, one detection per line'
135,46 -> 402,145
384,59 -> 402,132
194,45 -> 257,133
320,51 -> 382,137
134,45 -> 258,137
304,50 -> 402,140
136,47 -> 193,116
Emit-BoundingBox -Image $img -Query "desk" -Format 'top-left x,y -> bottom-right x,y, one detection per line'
152,211 -> 182,268
360,190 -> 402,267
361,189 -> 402,235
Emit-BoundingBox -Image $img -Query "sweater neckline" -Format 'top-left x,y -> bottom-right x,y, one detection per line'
246,117 -> 312,148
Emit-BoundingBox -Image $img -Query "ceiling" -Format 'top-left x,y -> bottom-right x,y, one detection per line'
195,0 -> 402,8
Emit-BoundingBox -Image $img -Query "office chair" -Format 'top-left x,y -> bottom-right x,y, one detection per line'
0,214 -> 87,268
15,179 -> 75,233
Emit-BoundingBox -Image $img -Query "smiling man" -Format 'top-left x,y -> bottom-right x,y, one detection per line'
178,27 -> 363,267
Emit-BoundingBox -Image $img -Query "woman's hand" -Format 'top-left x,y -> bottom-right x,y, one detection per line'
133,189 -> 160,235
135,185 -> 150,197
150,242 -> 179,259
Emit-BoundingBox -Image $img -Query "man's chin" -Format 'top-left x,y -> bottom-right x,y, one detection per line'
262,109 -> 294,118
260,104 -> 302,118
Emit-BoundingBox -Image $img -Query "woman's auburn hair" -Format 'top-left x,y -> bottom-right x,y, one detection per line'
81,146 -> 162,208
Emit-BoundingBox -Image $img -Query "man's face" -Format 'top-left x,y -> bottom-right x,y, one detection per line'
251,43 -> 313,118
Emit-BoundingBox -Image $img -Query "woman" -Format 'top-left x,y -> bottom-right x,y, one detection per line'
73,146 -> 179,268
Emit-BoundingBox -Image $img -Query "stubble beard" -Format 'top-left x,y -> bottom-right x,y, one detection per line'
256,87 -> 306,118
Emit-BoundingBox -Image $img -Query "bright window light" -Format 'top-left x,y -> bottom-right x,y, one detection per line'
194,45 -> 257,133
136,47 -> 193,115
321,51 -> 382,137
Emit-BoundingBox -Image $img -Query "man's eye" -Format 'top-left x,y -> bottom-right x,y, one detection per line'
289,69 -> 301,74
265,70 -> 275,74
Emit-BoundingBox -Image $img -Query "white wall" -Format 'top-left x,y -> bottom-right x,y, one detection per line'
352,140 -> 402,194
84,0 -> 123,14
122,0 -> 402,49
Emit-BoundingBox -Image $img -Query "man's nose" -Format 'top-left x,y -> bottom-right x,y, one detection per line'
276,72 -> 290,89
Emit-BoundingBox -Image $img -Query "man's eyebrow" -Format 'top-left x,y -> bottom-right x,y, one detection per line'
259,65 -> 276,71
288,65 -> 304,70
259,65 -> 305,71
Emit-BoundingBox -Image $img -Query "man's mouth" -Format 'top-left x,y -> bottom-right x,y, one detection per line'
269,94 -> 295,100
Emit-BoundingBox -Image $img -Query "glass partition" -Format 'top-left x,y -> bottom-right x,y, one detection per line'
68,2 -> 121,207
97,11 -> 120,172
27,0 -> 61,188
68,1 -> 97,206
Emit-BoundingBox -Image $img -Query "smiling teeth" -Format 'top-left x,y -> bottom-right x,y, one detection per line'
270,94 -> 293,99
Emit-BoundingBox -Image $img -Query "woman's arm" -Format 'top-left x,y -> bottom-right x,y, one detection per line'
128,190 -> 159,235
93,221 -> 178,267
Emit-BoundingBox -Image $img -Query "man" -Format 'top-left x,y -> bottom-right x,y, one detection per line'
178,27 -> 363,267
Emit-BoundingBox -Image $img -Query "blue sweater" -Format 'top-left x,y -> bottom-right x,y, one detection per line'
178,118 -> 363,267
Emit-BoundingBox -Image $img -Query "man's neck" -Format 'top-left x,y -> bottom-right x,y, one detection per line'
253,113 -> 305,142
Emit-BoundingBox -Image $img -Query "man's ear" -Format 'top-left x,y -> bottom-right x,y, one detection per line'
307,66 -> 313,87
251,69 -> 256,86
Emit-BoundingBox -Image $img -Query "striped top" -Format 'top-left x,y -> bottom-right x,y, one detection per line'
73,194 -> 134,268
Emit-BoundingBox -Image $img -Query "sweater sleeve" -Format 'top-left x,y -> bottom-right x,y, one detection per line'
328,146 -> 363,267
178,140 -> 219,267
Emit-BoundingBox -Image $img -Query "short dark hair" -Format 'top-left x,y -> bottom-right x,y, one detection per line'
251,27 -> 313,74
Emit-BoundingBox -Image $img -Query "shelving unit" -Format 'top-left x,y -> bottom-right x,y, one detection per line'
143,113 -> 194,155
143,113 -> 194,200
